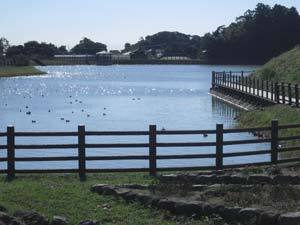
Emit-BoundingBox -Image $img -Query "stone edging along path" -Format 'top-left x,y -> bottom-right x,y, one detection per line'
91,184 -> 300,225
159,174 -> 300,185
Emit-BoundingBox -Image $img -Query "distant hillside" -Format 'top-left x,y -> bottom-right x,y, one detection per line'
254,46 -> 300,83
122,31 -> 201,59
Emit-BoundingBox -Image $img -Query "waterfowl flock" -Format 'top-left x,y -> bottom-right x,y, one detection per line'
3,92 -> 143,125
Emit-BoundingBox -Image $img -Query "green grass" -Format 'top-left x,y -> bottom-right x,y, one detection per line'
253,45 -> 300,83
0,66 -> 46,77
238,105 -> 300,137
0,173 -> 221,225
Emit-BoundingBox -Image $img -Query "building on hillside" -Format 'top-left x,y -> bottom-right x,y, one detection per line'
111,52 -> 131,61
160,56 -> 191,61
53,55 -> 95,64
95,51 -> 112,65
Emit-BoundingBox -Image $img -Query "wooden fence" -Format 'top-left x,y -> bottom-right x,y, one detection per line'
212,71 -> 300,107
0,120 -> 300,180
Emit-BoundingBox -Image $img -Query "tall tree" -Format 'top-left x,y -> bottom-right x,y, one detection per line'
201,3 -> 300,64
71,38 -> 107,55
0,37 -> 9,56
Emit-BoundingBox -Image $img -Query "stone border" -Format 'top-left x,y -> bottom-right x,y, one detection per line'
91,184 -> 300,225
0,209 -> 99,225
160,174 -> 300,185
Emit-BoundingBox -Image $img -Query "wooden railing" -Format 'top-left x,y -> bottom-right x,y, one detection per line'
212,71 -> 300,107
0,120 -> 300,180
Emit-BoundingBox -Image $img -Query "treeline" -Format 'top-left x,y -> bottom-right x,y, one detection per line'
125,3 -> 300,64
1,3 -> 300,65
0,38 -> 107,66
201,3 -> 300,64
122,32 -> 201,59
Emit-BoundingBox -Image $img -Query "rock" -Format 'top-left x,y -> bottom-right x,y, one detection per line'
273,176 -> 300,185
147,196 -> 161,208
195,175 -> 217,184
191,184 -> 207,191
217,175 -> 232,184
157,199 -> 176,212
228,175 -> 247,184
114,188 -> 130,196
134,193 -> 152,206
120,191 -> 137,202
202,203 -> 224,216
14,211 -> 49,225
90,184 -> 108,193
50,216 -> 68,225
159,174 -> 178,182
278,212 -> 300,225
77,220 -> 99,225
9,219 -> 25,225
0,211 -> 13,224
0,206 -> 7,213
173,201 -> 202,216
257,211 -> 279,225
248,175 -> 272,184
221,206 -> 242,222
238,208 -> 262,225
101,186 -> 116,195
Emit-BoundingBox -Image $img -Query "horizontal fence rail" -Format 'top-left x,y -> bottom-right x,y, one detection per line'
212,71 -> 300,107
0,120 -> 300,180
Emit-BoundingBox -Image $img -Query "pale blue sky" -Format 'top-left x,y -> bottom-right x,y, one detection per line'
1,0 -> 300,50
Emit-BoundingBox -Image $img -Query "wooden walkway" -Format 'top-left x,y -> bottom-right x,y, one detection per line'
212,71 -> 300,107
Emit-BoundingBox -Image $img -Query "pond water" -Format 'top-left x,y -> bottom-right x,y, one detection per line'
0,65 -> 270,170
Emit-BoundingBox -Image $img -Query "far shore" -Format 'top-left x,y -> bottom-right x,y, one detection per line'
0,66 -> 46,77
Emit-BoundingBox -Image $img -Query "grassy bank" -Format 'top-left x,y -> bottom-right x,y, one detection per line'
0,173 -> 220,225
238,105 -> 300,137
239,45 -> 300,133
253,45 -> 300,83
0,66 -> 46,77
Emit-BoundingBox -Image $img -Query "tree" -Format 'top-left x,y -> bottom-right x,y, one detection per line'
71,38 -> 107,55
124,43 -> 131,51
57,46 -> 68,55
0,37 -> 9,56
200,3 -> 300,64
122,31 -> 201,59
6,45 -> 24,57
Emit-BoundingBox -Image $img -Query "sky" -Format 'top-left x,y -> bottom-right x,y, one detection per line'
1,0 -> 300,50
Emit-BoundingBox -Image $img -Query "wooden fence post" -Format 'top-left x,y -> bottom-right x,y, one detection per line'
241,72 -> 244,91
261,80 -> 264,98
271,120 -> 279,164
78,125 -> 86,181
149,125 -> 157,176
271,81 -> 274,101
216,124 -> 223,170
266,81 -> 269,99
229,71 -> 232,88
252,78 -> 255,95
212,71 -> 215,89
7,126 -> 15,180
256,79 -> 260,96
275,82 -> 280,103
281,82 -> 285,104
295,84 -> 299,107
288,83 -> 292,105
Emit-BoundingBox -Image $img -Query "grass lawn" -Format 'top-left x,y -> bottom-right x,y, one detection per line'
238,105 -> 300,137
253,45 -> 300,83
0,66 -> 46,77
0,173 -> 221,225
